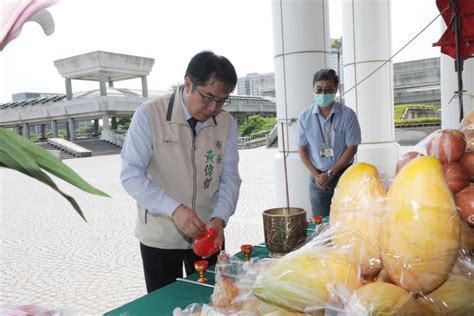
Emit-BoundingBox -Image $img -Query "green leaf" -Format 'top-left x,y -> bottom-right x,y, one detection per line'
0,128 -> 110,221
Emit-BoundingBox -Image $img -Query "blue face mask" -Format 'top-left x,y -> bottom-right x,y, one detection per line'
314,93 -> 335,108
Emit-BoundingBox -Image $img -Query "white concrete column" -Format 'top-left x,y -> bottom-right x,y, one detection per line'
272,0 -> 331,214
342,0 -> 398,174
68,118 -> 76,141
22,123 -> 30,139
440,23 -> 474,128
141,76 -> 149,97
65,78 -> 73,100
102,116 -> 110,130
99,72 -> 107,96
51,120 -> 58,138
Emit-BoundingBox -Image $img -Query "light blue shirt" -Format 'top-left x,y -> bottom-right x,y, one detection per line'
120,96 -> 241,224
298,101 -> 361,172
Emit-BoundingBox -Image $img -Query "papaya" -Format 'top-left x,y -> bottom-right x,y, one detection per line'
252,247 -> 361,312
346,282 -> 422,315
418,275 -> 474,315
380,156 -> 460,294
330,163 -> 386,275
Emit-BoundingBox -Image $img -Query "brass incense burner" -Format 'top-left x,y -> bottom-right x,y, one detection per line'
263,207 -> 307,258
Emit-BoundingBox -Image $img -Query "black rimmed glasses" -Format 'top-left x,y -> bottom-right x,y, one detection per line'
195,87 -> 230,107
314,88 -> 336,95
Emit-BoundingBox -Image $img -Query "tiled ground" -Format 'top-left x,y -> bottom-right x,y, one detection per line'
0,147 -> 278,315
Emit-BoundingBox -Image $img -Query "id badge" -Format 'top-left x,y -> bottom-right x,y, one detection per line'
320,147 -> 334,158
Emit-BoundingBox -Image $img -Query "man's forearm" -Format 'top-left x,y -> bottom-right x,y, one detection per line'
330,145 -> 358,174
298,146 -> 320,177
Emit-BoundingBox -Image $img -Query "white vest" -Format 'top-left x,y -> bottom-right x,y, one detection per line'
135,89 -> 232,249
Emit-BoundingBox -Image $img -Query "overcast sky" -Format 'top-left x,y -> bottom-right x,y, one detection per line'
0,0 -> 441,103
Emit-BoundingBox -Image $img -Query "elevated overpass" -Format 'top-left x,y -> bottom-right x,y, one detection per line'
0,89 -> 276,140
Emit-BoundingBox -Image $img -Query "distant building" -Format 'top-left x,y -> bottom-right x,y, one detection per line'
237,56 -> 440,105
237,72 -> 275,97
393,57 -> 440,104
330,47 -> 344,95
12,92 -> 61,102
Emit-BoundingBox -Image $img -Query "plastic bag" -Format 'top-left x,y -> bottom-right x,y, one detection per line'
0,304 -> 76,316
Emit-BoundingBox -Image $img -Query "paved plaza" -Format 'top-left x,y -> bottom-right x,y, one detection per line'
0,147 -> 278,315
0,126 -> 431,315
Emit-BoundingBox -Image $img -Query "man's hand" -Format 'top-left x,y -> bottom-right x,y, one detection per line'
315,172 -> 331,190
208,217 -> 225,249
172,205 -> 205,238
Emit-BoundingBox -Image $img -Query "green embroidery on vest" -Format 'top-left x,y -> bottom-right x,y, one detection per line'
203,178 -> 211,189
203,149 -> 215,189
216,154 -> 222,165
204,164 -> 214,178
205,150 -> 215,163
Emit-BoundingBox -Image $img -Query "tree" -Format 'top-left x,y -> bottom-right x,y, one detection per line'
238,115 -> 276,136
117,118 -> 131,131
331,37 -> 342,49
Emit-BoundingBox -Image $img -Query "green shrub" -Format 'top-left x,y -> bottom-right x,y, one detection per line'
238,115 -> 276,136
395,117 -> 441,126
117,118 -> 131,131
394,104 -> 440,120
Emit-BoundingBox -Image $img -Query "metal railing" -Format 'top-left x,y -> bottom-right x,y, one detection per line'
100,129 -> 126,147
266,124 -> 278,148
237,129 -> 271,145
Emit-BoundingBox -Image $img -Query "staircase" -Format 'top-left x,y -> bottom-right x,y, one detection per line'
38,138 -> 122,159
39,142 -> 76,160
73,139 -> 122,156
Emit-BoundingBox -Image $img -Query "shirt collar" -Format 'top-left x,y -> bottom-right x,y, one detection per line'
180,87 -> 192,122
311,101 -> 342,117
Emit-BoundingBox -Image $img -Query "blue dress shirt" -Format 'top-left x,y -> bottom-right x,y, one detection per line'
298,101 -> 361,172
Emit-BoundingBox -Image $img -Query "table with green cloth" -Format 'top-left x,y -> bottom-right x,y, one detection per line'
104,222 -> 322,316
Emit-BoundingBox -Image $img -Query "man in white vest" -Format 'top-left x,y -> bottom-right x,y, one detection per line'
121,51 -> 242,293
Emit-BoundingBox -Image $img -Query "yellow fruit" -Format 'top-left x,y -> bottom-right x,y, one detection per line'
330,163 -> 386,275
252,247 -> 362,312
346,282 -> 421,315
418,275 -> 474,315
380,156 -> 460,294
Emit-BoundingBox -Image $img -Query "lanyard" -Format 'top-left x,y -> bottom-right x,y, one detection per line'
316,114 -> 334,146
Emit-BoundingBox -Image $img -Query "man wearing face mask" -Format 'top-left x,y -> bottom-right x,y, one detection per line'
121,51 -> 242,293
298,68 -> 361,218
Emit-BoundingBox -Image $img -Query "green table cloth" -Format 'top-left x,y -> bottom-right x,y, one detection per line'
105,221 -> 323,315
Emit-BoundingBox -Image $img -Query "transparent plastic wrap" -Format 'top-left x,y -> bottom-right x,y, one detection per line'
174,154 -> 473,315
0,304 -> 77,316
329,162 -> 387,277
417,273 -> 474,315
396,128 -> 474,226
461,110 -> 474,152
380,155 -> 460,294
252,158 -> 471,314
251,225 -> 363,314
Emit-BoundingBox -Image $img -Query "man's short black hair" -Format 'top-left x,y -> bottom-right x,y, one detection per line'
313,68 -> 339,87
185,51 -> 237,94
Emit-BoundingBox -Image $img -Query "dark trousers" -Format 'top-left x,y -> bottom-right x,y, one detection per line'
139,243 -> 219,293
309,164 -> 351,217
